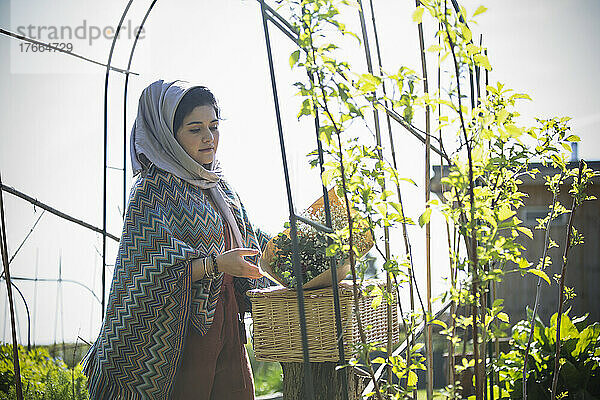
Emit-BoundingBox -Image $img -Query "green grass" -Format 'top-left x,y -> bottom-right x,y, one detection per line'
0,343 -> 89,400
1,342 -> 284,398
246,343 -> 283,395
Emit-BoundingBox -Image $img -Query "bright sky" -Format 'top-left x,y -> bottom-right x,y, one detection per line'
0,0 -> 598,345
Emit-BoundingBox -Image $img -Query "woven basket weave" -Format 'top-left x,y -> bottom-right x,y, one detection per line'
248,280 -> 399,363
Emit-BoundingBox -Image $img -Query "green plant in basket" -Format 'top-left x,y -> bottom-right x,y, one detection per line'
270,206 -> 346,288
260,187 -> 374,289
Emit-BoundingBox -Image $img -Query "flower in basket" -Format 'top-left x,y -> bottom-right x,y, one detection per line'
259,187 -> 374,289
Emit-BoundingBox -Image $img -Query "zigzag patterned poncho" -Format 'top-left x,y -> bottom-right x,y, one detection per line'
81,164 -> 272,399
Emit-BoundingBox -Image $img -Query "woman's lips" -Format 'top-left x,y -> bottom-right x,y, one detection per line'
199,148 -> 213,153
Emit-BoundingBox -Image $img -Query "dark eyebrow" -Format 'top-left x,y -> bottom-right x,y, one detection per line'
186,119 -> 219,126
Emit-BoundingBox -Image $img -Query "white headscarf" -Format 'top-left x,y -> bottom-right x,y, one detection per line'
130,79 -> 243,248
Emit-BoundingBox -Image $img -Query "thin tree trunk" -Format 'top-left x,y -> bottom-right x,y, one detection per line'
523,173 -> 563,399
282,362 -> 368,400
441,4 -> 483,398
551,161 -> 584,399
414,1 -> 434,398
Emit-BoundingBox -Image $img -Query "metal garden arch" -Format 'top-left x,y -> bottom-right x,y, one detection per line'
0,1 -> 484,399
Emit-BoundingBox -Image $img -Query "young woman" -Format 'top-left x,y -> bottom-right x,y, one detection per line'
81,79 -> 273,399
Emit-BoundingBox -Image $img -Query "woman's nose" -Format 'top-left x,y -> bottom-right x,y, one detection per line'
201,127 -> 213,141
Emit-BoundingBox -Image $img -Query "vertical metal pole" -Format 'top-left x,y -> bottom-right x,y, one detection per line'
2,286 -> 6,341
259,2 -> 315,398
483,44 -> 494,400
53,254 -> 60,351
58,251 -> 66,358
102,57 -> 108,322
425,106 -> 434,400
0,174 -> 24,399
33,249 -> 38,347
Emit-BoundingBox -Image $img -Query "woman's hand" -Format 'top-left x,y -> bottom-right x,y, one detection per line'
216,248 -> 264,279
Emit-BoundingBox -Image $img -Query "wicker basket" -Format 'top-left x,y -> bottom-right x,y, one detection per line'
248,280 -> 399,363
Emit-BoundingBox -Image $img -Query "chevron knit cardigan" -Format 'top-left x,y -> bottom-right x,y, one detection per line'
81,164 -> 273,400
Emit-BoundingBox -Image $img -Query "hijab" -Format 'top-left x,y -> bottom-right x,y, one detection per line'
130,79 -> 243,248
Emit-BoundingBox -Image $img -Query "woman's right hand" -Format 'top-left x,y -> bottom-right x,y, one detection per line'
215,248 -> 264,279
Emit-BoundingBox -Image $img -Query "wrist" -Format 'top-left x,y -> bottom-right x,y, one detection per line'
191,257 -> 206,281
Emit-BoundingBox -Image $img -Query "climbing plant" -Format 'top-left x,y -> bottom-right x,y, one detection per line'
277,0 -> 598,398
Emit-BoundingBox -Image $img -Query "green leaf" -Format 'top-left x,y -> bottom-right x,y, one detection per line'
486,84 -> 498,95
431,319 -> 448,329
460,25 -> 472,42
357,73 -> 382,92
517,226 -> 533,239
473,54 -> 492,71
297,98 -> 313,118
553,314 -> 580,340
411,343 -> 425,352
418,208 -> 432,227
505,124 -> 522,137
512,93 -> 532,100
473,5 -> 488,17
376,202 -> 387,217
466,43 -> 480,56
289,50 -> 300,69
496,109 -> 509,124
408,370 -> 418,387
528,268 -> 551,285
321,168 -> 336,187
517,258 -> 531,269
497,312 -> 509,323
573,324 -> 599,357
565,135 -> 580,142
497,205 -> 515,221
412,6 -> 425,24
427,44 -> 444,53
370,286 -> 383,309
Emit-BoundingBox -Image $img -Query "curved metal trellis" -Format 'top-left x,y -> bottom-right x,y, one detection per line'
0,280 -> 31,351
100,0 -> 135,319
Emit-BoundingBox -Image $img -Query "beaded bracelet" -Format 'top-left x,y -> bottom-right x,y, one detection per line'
202,257 -> 209,278
209,253 -> 220,275
192,257 -> 209,282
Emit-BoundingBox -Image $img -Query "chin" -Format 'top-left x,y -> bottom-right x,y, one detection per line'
198,158 -> 214,167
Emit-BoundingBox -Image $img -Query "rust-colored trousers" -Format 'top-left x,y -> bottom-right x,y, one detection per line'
171,218 -> 254,399
171,273 -> 254,399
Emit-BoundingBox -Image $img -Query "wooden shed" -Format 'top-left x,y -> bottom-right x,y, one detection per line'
431,160 -> 600,324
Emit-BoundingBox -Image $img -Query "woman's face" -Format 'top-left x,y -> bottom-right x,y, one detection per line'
175,105 -> 219,166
